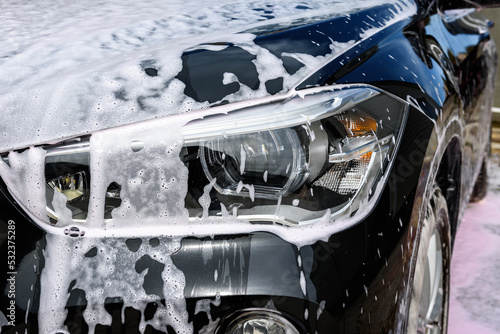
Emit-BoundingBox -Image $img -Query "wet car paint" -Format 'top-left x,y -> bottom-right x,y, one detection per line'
0,1 -> 415,153
0,1 -> 496,333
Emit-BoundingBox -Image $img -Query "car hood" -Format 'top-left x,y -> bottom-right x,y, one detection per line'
0,0 -> 416,152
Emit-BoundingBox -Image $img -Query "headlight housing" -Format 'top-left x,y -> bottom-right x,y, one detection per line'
181,87 -> 406,225
0,86 -> 407,230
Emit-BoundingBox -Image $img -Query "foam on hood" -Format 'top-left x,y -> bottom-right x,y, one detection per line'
0,0 -> 416,152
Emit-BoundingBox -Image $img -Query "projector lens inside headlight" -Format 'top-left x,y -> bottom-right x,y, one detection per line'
200,127 -> 309,199
223,311 -> 300,334
42,141 -> 121,223
47,171 -> 87,202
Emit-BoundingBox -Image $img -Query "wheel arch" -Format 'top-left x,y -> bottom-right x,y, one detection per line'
435,136 -> 462,243
401,114 -> 463,332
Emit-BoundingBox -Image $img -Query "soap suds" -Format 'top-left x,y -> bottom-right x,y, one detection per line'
39,234 -> 190,333
0,0 -> 416,152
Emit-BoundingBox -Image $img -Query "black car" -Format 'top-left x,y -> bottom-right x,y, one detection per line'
0,0 -> 497,333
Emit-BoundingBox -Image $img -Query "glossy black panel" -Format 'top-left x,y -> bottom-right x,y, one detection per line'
0,180 -> 45,333
177,46 -> 259,104
0,1 -> 497,333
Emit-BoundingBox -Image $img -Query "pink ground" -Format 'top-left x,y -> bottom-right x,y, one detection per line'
448,155 -> 500,333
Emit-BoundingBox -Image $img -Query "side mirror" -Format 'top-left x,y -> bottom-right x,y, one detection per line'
440,0 -> 500,10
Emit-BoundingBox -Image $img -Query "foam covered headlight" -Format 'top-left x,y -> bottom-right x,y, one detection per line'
182,87 -> 407,225
29,86 -> 406,227
43,141 -> 121,223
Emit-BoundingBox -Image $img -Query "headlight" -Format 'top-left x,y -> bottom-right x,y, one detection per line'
43,141 -> 121,223
0,86 -> 407,228
220,311 -> 300,334
181,87 -> 406,225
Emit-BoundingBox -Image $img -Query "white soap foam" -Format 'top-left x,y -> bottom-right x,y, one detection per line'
39,234 -> 190,333
0,0 -> 416,152
86,117 -> 189,228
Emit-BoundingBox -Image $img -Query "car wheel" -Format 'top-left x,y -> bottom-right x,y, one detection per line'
407,185 -> 451,334
470,158 -> 489,202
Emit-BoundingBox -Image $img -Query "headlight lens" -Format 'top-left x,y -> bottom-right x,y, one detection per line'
1,86 -> 407,228
200,127 -> 309,199
43,141 -> 121,223
222,311 -> 300,334
181,87 -> 406,225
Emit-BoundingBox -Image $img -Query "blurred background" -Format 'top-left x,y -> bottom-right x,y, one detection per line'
448,8 -> 500,334
483,8 -> 500,154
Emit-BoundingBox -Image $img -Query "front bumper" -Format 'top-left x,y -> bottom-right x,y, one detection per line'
0,179 -> 408,334
0,104 -> 433,334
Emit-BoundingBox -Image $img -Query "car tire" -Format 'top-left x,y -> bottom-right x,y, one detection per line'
470,158 -> 488,202
407,185 -> 451,334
